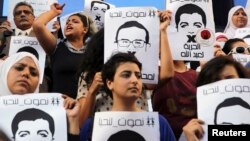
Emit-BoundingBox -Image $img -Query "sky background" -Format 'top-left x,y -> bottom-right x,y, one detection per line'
2,0 -> 247,16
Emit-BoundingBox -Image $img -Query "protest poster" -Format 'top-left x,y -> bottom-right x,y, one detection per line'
104,7 -> 159,84
84,0 -> 115,31
92,111 -> 160,141
197,79 -> 250,141
166,0 -> 215,61
0,93 -> 67,141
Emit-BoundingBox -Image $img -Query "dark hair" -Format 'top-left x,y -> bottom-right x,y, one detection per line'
13,2 -> 34,16
102,52 -> 142,97
222,38 -> 245,54
107,130 -> 145,141
11,108 -> 55,139
77,28 -> 104,85
91,1 -> 110,10
214,97 -> 250,125
196,56 -> 249,87
175,4 -> 206,30
17,46 -> 39,60
68,13 -> 93,40
115,21 -> 150,44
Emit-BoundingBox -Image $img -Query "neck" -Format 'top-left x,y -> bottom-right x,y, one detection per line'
174,60 -> 188,72
112,97 -> 140,112
68,38 -> 84,49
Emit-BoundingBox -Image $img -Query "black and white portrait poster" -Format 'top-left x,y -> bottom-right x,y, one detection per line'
166,0 -> 215,61
197,79 -> 250,141
104,7 -> 160,84
0,93 -> 67,141
9,36 -> 46,84
8,0 -> 57,31
84,0 -> 115,31
92,111 -> 160,141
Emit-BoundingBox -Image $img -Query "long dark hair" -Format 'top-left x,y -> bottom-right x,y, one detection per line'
77,28 -> 104,85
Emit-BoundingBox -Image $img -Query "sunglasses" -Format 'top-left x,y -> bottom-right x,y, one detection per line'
228,47 -> 250,55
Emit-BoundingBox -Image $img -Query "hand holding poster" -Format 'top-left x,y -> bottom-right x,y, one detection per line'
92,112 -> 160,141
0,93 -> 67,141
166,0 -> 215,61
104,7 -> 159,84
197,79 -> 250,141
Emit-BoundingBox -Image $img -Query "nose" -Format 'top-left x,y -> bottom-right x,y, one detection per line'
131,74 -> 139,84
21,68 -> 30,78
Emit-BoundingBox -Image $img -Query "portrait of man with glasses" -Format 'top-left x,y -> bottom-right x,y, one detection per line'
114,20 -> 151,55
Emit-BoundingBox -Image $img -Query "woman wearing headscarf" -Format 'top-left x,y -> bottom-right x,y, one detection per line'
0,52 -> 40,96
0,52 -> 81,141
224,5 -> 249,39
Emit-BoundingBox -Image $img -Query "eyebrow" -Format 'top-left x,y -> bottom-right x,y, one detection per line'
18,130 -> 30,135
37,130 -> 49,134
193,22 -> 202,25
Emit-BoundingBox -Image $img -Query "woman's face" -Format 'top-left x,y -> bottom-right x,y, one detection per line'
232,8 -> 248,28
219,65 -> 239,80
7,57 -> 39,94
107,62 -> 142,100
64,15 -> 88,38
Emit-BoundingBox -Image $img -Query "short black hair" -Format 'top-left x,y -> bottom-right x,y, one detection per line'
11,108 -> 55,139
107,130 -> 145,141
214,97 -> 250,125
13,2 -> 34,16
91,1 -> 110,10
115,21 -> 150,44
102,52 -> 142,97
175,4 -> 206,30
17,46 -> 39,60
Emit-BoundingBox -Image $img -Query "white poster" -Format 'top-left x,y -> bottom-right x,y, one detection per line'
197,79 -> 250,141
0,93 -> 67,141
234,27 -> 250,45
232,54 -> 250,67
8,0 -> 57,31
84,0 -> 115,31
166,0 -> 215,61
92,111 -> 160,141
105,7 -> 159,84
9,36 -> 46,84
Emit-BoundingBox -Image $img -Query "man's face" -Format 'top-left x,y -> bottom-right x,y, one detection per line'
178,13 -> 204,36
216,105 -> 250,125
13,5 -> 34,30
116,27 -> 147,54
91,2 -> 109,15
15,119 -> 53,141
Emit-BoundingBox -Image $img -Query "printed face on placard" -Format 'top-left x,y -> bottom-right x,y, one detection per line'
216,105 -> 250,125
115,21 -> 151,55
15,119 -> 53,141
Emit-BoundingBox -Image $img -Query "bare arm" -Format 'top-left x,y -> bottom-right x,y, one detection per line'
78,72 -> 103,127
159,10 -> 175,81
33,3 -> 65,55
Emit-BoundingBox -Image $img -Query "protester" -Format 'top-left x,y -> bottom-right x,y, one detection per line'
224,5 -> 250,39
80,52 -> 176,141
0,52 -> 80,141
33,3 -> 97,98
182,56 -> 249,141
